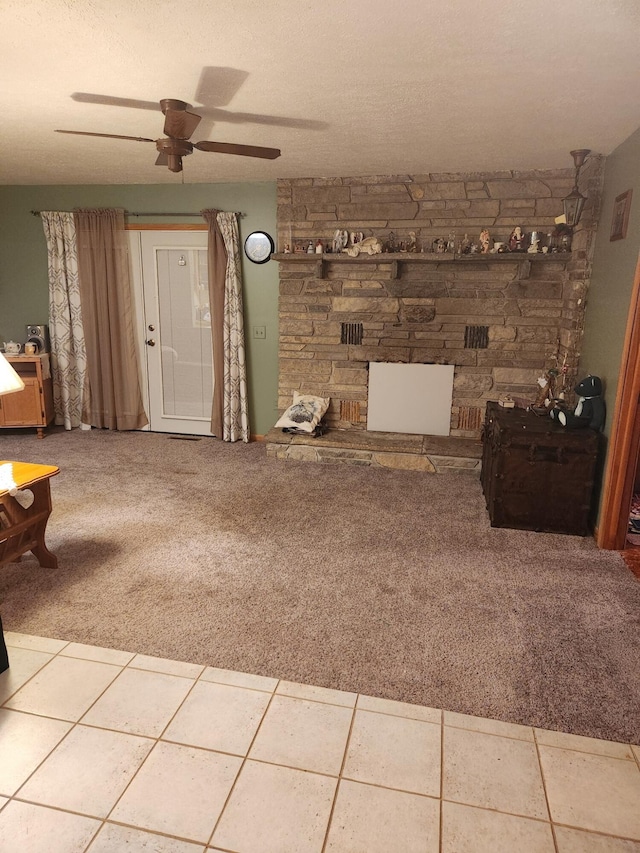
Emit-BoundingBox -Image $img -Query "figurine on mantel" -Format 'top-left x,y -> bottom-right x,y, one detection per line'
479,229 -> 491,254
342,235 -> 384,257
509,226 -> 525,252
407,231 -> 417,253
433,237 -> 447,254
527,232 -> 541,254
552,223 -> 572,252
332,229 -> 348,253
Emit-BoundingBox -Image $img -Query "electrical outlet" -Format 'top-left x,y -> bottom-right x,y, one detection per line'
252,326 -> 267,340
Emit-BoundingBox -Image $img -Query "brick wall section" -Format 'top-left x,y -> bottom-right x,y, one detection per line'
276,165 -> 603,438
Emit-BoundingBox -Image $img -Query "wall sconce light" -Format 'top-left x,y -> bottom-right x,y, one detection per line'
562,149 -> 591,228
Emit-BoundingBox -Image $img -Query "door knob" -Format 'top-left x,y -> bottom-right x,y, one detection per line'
146,339 -> 156,346
148,324 -> 155,331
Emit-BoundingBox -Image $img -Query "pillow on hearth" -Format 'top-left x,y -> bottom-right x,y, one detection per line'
275,392 -> 330,433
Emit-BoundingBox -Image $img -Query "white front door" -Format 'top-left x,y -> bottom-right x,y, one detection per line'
130,230 -> 214,435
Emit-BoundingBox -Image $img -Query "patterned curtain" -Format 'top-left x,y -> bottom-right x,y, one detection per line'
202,210 -> 250,442
216,212 -> 250,442
40,211 -> 87,430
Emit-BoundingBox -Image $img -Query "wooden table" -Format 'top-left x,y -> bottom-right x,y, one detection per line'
0,461 -> 59,673
0,613 -> 7,673
0,461 -> 59,569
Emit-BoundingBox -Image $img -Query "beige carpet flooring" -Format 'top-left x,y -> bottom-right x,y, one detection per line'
1,428 -> 639,744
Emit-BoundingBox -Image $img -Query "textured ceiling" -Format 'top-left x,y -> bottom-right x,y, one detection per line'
4,0 -> 640,185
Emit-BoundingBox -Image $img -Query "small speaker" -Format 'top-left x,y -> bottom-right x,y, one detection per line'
25,324 -> 50,353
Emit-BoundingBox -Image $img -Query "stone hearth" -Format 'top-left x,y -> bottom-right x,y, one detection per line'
265,427 -> 481,473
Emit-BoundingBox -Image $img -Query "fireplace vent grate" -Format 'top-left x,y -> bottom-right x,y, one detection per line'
340,400 -> 361,423
464,325 -> 489,349
341,322 -> 364,345
458,406 -> 483,430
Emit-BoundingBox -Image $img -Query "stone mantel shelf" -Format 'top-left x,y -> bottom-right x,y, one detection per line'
272,251 -> 570,280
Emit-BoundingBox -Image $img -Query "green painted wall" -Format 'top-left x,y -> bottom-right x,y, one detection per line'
580,126 -> 640,430
579,126 -> 640,518
0,183 -> 280,435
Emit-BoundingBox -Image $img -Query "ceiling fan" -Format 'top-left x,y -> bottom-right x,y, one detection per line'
56,98 -> 281,173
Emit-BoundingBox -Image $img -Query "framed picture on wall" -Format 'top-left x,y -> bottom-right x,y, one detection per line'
610,189 -> 633,241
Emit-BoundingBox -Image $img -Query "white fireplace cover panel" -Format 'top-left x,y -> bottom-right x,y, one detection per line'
367,362 -> 455,436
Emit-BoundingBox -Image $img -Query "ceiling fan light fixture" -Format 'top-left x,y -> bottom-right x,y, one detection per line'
562,148 -> 591,228
155,138 -> 193,173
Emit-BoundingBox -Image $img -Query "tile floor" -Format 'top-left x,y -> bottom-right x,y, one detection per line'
0,632 -> 639,853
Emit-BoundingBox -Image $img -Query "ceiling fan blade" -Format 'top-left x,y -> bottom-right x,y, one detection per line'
71,93 -> 160,112
56,130 -> 155,143
163,108 -> 201,140
194,140 -> 281,160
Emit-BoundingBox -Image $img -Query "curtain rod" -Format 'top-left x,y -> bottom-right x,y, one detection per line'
30,210 -> 244,218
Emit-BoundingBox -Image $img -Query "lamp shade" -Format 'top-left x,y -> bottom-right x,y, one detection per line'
0,352 -> 25,396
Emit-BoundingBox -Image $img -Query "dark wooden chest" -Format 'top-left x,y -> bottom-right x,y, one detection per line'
481,402 -> 599,535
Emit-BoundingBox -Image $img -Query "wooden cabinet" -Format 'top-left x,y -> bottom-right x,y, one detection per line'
481,401 -> 600,535
0,356 -> 54,438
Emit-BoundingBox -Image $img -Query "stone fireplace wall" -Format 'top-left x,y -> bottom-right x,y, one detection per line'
276,165 -> 603,439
